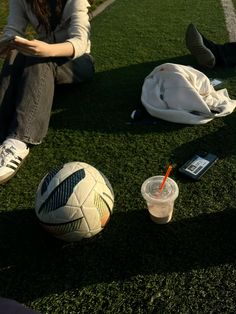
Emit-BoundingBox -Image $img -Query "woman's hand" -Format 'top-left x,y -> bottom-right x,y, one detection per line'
11,37 -> 53,57
11,36 -> 74,58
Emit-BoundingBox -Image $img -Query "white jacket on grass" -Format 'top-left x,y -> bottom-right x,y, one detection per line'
141,63 -> 236,124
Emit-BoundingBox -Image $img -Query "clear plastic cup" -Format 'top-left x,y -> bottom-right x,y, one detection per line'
141,176 -> 179,224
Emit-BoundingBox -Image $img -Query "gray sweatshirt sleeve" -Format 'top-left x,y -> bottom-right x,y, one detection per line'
65,0 -> 91,59
2,0 -> 28,39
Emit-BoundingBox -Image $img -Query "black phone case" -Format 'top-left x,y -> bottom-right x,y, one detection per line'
178,152 -> 218,180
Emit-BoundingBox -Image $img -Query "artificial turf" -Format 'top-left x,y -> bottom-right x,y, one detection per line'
1,0 -> 236,313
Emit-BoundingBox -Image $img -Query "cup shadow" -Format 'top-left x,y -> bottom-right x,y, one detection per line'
0,207 -> 236,302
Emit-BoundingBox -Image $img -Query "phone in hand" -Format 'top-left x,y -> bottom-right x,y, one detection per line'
0,35 -> 27,46
14,35 -> 28,42
178,152 -> 218,180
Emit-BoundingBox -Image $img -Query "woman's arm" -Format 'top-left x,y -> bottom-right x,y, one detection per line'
0,0 -> 28,58
64,0 -> 91,59
2,0 -> 28,38
10,36 -> 75,58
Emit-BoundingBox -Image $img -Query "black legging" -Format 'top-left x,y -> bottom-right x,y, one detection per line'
203,35 -> 236,67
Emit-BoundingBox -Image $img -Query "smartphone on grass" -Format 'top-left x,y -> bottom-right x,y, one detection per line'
179,152 -> 218,180
210,78 -> 225,90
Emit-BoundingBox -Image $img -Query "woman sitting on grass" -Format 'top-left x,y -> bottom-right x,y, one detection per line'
0,0 -> 94,183
186,23 -> 236,69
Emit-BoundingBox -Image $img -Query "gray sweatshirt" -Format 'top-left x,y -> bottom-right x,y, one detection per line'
1,0 -> 91,59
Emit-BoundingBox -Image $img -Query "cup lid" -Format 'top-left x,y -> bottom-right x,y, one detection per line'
141,175 -> 179,203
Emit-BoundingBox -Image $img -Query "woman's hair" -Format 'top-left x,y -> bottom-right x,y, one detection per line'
25,0 -> 94,33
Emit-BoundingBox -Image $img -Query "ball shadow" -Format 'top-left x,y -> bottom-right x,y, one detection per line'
1,207 -> 236,302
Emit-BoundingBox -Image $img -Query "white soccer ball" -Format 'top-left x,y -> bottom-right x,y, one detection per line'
35,162 -> 114,241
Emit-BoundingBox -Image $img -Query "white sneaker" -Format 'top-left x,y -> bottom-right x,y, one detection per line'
0,143 -> 29,183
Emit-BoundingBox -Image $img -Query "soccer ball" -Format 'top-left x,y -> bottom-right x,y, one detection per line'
35,162 -> 114,241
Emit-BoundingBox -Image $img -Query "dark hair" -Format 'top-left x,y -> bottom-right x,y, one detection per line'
25,0 -> 94,33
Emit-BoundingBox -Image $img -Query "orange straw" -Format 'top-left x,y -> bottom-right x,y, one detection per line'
159,165 -> 172,192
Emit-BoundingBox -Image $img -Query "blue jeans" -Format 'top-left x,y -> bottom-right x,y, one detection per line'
0,50 -> 95,144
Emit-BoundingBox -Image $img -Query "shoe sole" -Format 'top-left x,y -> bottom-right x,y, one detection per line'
186,24 -> 215,69
0,154 -> 28,184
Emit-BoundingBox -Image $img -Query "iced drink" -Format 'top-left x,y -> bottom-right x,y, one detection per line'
141,176 -> 179,224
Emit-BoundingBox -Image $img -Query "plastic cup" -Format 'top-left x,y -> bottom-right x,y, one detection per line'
141,176 -> 179,224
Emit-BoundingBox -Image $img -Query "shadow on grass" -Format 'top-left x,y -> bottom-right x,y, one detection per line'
171,113 -> 236,166
1,206 -> 236,302
50,54 -> 236,134
1,54 -> 236,303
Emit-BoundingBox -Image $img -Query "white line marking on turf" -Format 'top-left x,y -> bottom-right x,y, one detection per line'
92,0 -> 116,18
221,0 -> 236,41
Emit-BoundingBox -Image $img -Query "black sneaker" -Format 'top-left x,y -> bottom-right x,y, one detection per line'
186,23 -> 216,69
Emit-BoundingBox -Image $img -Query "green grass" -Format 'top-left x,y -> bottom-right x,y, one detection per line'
1,0 -> 236,313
